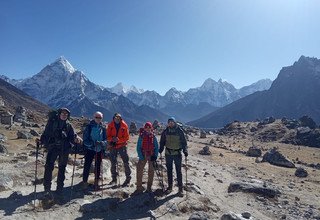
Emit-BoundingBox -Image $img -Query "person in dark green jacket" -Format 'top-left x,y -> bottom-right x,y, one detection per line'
159,117 -> 188,197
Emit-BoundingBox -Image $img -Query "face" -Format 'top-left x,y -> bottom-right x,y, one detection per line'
94,113 -> 103,123
144,126 -> 152,132
114,116 -> 121,124
59,110 -> 69,121
168,120 -> 175,128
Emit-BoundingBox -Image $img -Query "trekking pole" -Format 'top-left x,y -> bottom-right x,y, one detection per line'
101,152 -> 103,197
185,157 -> 188,198
33,141 -> 40,209
70,142 -> 78,200
152,160 -> 165,192
160,154 -> 164,191
95,143 -> 98,193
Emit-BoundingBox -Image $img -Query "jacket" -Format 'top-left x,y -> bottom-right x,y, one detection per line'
40,118 -> 75,150
136,129 -> 159,160
83,120 -> 107,152
159,125 -> 187,156
107,120 -> 129,149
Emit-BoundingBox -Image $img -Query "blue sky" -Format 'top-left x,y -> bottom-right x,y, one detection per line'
1,0 -> 319,94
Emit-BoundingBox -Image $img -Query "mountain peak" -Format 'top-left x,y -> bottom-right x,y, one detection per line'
296,55 -> 320,67
49,56 -> 76,74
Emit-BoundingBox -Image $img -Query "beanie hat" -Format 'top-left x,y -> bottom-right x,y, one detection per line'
144,121 -> 153,128
168,116 -> 176,123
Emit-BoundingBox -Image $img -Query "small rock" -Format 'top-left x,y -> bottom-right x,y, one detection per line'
189,211 -> 209,220
0,172 -> 14,191
17,130 -> 32,139
246,146 -> 262,157
295,167 -> 308,178
241,212 -> 251,219
199,146 -> 211,155
30,129 -> 40,136
220,212 -> 243,220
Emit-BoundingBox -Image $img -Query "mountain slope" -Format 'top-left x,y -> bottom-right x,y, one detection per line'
189,56 -> 320,128
0,78 -> 49,114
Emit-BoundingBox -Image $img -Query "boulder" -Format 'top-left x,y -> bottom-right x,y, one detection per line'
299,115 -> 317,129
152,120 -> 160,129
0,144 -> 8,154
296,128 -> 320,148
199,146 -> 211,155
30,129 -> 40,136
295,167 -> 308,178
262,148 -> 295,168
189,211 -> 210,220
246,146 -> 262,157
220,212 -> 244,220
13,106 -> 27,122
200,130 -> 207,138
129,122 -> 138,134
17,130 -> 32,139
228,181 -> 281,198
0,172 -> 14,191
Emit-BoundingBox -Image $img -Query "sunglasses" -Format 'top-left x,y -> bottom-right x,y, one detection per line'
95,117 -> 102,119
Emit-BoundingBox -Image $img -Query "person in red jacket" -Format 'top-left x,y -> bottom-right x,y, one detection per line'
107,113 -> 131,186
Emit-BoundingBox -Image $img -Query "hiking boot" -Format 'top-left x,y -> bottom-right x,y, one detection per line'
80,181 -> 89,190
146,186 -> 152,193
165,186 -> 172,194
121,177 -> 131,187
177,187 -> 184,197
131,187 -> 144,196
42,190 -> 54,201
108,178 -> 117,185
54,190 -> 65,205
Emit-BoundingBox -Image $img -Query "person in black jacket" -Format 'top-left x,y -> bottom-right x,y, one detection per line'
159,117 -> 188,197
37,108 -> 82,200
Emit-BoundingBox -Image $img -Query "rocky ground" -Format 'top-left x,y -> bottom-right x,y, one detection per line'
0,118 -> 320,220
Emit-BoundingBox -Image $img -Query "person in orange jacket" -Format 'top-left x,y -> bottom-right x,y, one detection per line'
107,113 -> 131,186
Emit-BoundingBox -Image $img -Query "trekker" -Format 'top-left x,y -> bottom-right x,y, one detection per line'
159,117 -> 188,197
134,122 -> 159,194
107,113 -> 131,187
81,111 -> 107,190
38,108 -> 82,201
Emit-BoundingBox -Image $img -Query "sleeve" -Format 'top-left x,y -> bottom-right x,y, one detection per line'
82,125 -> 92,149
179,129 -> 187,152
101,127 -> 108,150
136,136 -> 143,160
153,135 -> 159,158
40,121 -> 51,145
107,124 -> 113,142
67,124 -> 76,145
159,130 -> 166,154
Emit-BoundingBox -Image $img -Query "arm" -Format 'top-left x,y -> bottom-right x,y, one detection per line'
40,121 -> 51,145
153,135 -> 159,158
136,136 -> 143,160
159,130 -> 166,154
179,129 -> 188,156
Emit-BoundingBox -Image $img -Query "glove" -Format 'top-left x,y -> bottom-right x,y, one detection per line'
150,155 -> 157,161
183,150 -> 188,157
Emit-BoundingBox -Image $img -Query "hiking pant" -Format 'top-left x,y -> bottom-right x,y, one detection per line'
83,149 -> 102,183
136,159 -> 154,190
43,146 -> 69,192
110,146 -> 131,180
165,154 -> 182,188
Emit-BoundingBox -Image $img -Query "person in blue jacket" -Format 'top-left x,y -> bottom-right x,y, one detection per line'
81,111 -> 107,190
134,122 -> 159,194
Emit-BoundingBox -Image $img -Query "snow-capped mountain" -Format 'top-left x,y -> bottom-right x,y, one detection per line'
9,57 -> 168,123
189,56 -> 320,128
107,82 -> 144,96
125,78 -> 272,109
